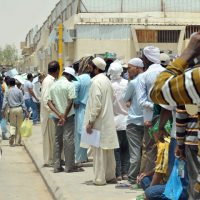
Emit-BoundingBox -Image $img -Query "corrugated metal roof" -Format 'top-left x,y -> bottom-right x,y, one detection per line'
123,0 -> 161,12
81,0 -> 122,13
80,0 -> 200,13
165,0 -> 200,12
76,24 -> 131,39
77,22 -> 200,26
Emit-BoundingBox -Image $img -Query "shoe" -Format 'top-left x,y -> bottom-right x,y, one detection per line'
65,166 -> 84,173
43,163 -> 53,168
122,174 -> 128,180
61,160 -> 65,166
33,121 -> 40,125
9,135 -> 15,146
54,167 -> 64,173
75,162 -> 83,167
116,176 -> 122,181
15,144 -> 23,146
107,178 -> 117,184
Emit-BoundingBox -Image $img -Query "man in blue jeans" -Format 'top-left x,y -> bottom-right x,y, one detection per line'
24,73 -> 39,125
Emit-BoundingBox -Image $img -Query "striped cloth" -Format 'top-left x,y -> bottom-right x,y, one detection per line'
176,106 -> 199,146
150,58 -> 200,192
150,59 -> 200,106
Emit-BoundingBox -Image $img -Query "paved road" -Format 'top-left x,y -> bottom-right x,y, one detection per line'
0,141 -> 53,200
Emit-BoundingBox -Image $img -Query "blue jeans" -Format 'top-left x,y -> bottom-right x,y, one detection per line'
141,175 -> 188,200
168,138 -> 177,174
140,176 -> 169,200
114,130 -> 130,177
25,98 -> 38,124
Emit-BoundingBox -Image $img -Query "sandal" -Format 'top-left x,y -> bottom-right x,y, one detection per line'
115,182 -> 132,189
65,166 -> 84,173
107,178 -> 117,184
116,176 -> 122,181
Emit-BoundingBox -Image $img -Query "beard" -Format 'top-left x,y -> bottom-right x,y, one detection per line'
90,71 -> 96,78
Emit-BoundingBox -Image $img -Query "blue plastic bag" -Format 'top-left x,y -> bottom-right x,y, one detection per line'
1,118 -> 8,133
163,159 -> 183,200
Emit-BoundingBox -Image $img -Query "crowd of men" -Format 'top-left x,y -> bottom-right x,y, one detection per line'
1,32 -> 200,200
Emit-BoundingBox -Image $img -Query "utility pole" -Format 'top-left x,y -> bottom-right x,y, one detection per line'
58,22 -> 63,77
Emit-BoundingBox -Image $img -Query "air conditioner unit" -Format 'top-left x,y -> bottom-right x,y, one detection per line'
63,29 -> 76,43
69,29 -> 76,38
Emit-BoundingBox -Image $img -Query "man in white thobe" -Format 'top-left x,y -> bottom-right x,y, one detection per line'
84,57 -> 119,185
40,61 -> 60,167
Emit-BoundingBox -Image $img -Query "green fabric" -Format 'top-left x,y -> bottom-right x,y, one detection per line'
136,194 -> 145,200
104,52 -> 116,59
129,184 -> 143,190
149,118 -> 172,139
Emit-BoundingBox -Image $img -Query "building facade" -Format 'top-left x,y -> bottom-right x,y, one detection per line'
19,0 -> 200,73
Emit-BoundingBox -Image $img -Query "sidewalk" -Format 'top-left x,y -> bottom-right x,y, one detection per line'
23,125 -> 143,200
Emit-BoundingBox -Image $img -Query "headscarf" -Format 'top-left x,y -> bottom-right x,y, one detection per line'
78,56 -> 94,75
128,58 -> 144,68
107,62 -> 123,80
143,46 -> 160,64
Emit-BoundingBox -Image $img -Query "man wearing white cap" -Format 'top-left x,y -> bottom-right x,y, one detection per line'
160,53 -> 170,68
48,67 -> 83,173
136,46 -> 165,174
108,62 -> 129,181
84,57 -> 119,185
123,58 -> 145,185
127,58 -> 144,80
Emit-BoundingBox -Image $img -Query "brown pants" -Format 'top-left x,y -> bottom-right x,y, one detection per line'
9,107 -> 23,145
140,126 -> 157,173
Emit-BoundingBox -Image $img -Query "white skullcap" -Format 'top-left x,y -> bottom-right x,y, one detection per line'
128,58 -> 144,68
92,57 -> 106,71
108,62 -> 123,80
143,46 -> 160,64
63,67 -> 77,80
160,53 -> 170,66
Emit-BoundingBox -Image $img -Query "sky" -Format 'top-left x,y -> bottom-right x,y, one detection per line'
0,0 -> 59,51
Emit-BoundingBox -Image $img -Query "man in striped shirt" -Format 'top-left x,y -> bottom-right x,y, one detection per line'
150,32 -> 200,199
176,106 -> 199,199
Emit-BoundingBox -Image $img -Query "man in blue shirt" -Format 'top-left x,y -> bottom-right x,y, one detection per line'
124,58 -> 144,184
136,46 -> 165,174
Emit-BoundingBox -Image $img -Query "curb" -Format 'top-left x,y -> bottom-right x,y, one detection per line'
23,139 -> 74,200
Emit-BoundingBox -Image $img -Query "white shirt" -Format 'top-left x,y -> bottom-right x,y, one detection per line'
137,64 -> 165,121
33,81 -> 41,102
24,80 -> 33,100
111,78 -> 128,131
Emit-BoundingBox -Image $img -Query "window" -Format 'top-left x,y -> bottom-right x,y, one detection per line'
136,30 -> 180,43
185,26 -> 200,39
